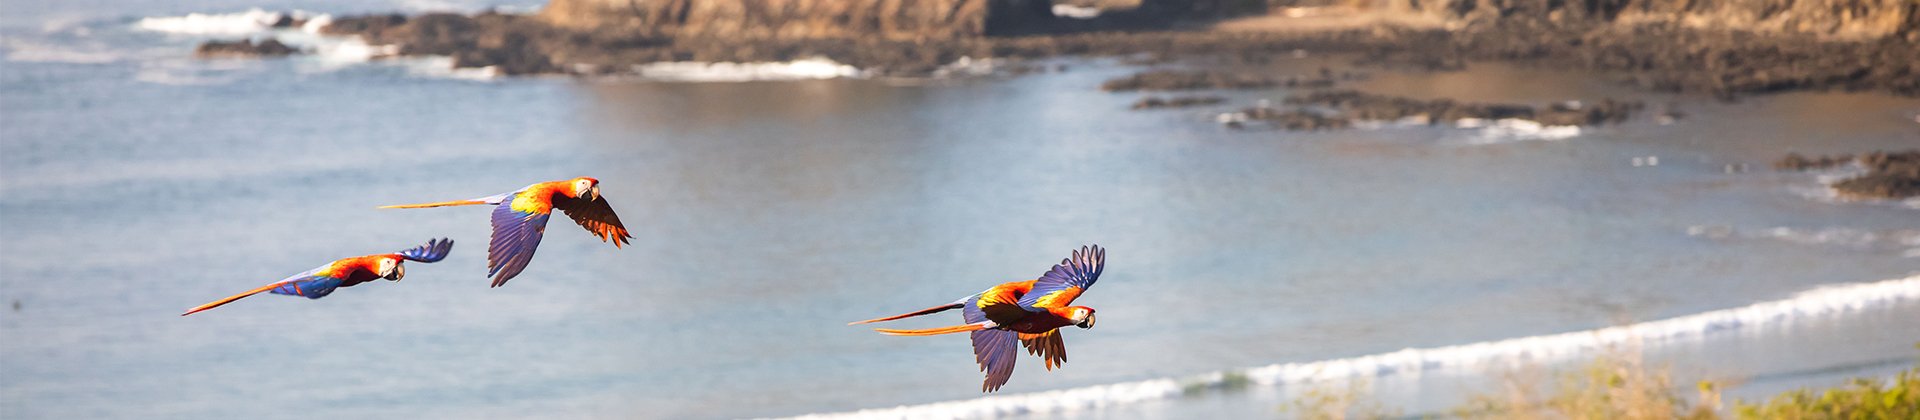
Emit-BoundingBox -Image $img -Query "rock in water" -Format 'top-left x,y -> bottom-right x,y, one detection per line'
194,39 -> 300,58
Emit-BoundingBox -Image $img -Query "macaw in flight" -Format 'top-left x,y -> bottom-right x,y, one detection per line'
182,238 -> 453,316
851,245 -> 1105,392
379,177 -> 631,287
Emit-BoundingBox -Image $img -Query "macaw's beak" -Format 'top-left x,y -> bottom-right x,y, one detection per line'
385,264 -> 404,281
589,185 -> 601,201
1077,314 -> 1095,329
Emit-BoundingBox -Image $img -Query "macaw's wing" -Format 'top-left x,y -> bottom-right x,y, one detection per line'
962,293 -> 1020,392
970,283 -> 1037,326
1018,245 -> 1105,311
268,275 -> 347,299
487,200 -> 550,287
395,238 -> 453,263
181,266 -> 340,316
1020,330 -> 1067,371
553,195 -> 631,248
971,328 -> 1019,392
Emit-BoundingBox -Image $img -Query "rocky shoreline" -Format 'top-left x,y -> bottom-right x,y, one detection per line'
183,2 -> 1918,100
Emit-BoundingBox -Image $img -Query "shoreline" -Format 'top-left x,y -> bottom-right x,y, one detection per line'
178,4 -> 1917,101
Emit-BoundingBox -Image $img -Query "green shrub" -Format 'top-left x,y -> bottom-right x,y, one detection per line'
1733,368 -> 1918,420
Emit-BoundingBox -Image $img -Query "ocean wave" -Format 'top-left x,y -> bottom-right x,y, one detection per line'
779,274 -> 1920,419
133,8 -> 323,36
123,9 -> 504,82
1,39 -> 126,64
633,57 -> 864,82
1686,225 -> 1920,252
1451,118 -> 1581,144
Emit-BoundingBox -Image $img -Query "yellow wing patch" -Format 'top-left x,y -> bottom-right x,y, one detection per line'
1028,287 -> 1083,309
507,188 -> 554,214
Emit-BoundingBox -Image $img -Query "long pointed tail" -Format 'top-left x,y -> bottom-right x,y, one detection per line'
181,283 -> 281,316
378,199 -> 489,209
874,321 -> 994,336
848,303 -> 965,325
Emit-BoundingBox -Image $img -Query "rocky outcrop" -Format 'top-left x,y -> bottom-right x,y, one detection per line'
1213,90 -> 1643,131
1312,0 -> 1919,40
1131,95 -> 1227,109
194,39 -> 300,58
536,0 -> 1055,38
1283,90 -> 1642,125
1775,151 -> 1920,200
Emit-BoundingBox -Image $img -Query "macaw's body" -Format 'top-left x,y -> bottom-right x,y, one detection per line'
182,239 -> 453,316
380,177 -> 631,287
852,245 -> 1105,392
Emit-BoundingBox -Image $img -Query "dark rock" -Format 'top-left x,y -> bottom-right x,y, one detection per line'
1774,151 -> 1920,199
1132,95 -> 1226,109
1832,151 -> 1920,199
1100,70 -> 1278,91
1773,153 -> 1855,171
194,39 -> 300,58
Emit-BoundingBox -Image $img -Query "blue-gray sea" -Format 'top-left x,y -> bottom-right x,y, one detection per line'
3,1 -> 1917,418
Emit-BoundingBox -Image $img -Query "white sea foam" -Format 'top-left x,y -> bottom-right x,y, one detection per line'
1453,118 -> 1581,144
125,10 -> 511,82
1052,5 -> 1103,19
778,274 -> 1920,419
634,57 -> 864,82
133,8 -> 319,36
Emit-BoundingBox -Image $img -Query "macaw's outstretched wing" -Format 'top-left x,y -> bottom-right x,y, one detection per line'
965,296 -> 1020,392
1018,245 -> 1105,311
268,275 -> 347,299
1020,330 -> 1067,371
487,200 -> 550,287
181,267 -> 340,316
553,195 -> 631,248
395,238 -> 453,263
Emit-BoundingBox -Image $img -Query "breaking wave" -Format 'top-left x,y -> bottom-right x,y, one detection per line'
120,9 -> 499,81
633,57 -> 864,82
1451,118 -> 1582,144
779,274 -> 1920,419
133,8 -> 327,36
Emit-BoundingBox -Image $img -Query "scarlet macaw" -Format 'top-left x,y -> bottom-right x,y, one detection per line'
851,245 -> 1104,392
379,177 -> 631,287
181,238 -> 453,316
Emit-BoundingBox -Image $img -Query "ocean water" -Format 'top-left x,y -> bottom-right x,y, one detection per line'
3,2 -> 1919,419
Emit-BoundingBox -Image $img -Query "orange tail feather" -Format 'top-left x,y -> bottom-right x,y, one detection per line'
848,303 -> 964,325
181,283 -> 282,316
874,322 -> 990,336
378,200 -> 488,209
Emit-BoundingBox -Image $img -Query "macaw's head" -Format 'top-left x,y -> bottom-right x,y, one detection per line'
376,256 -> 405,281
569,177 -> 601,201
1069,306 -> 1096,329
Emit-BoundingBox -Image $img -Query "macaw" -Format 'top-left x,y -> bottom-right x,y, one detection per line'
379,177 -> 631,287
851,245 -> 1105,392
181,238 -> 453,316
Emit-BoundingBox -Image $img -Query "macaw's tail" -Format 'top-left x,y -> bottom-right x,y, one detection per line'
181,283 -> 281,316
378,199 -> 489,209
848,303 -> 965,325
874,321 -> 994,336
